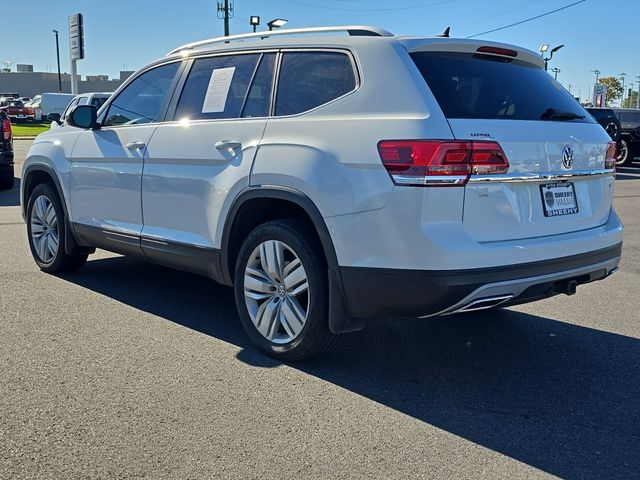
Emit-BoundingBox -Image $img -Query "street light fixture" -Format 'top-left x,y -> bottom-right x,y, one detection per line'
52,29 -> 62,92
249,15 -> 260,33
619,73 -> 626,107
267,18 -> 288,31
539,44 -> 564,71
551,67 -> 561,81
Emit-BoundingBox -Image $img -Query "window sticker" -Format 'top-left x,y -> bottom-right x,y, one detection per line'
202,67 -> 236,113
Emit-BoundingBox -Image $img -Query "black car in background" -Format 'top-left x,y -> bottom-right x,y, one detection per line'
0,110 -> 14,190
586,107 -> 640,166
614,109 -> 640,166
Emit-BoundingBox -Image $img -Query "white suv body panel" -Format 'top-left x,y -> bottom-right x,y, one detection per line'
21,29 -> 622,323
142,119 -> 267,249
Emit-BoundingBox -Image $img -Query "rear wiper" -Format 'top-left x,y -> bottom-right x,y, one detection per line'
540,108 -> 585,121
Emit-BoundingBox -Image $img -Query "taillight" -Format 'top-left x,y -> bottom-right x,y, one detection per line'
605,141 -> 617,169
377,140 -> 509,186
476,46 -> 518,57
2,118 -> 11,142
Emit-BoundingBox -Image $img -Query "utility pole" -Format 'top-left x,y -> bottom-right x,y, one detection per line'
217,0 -> 234,36
53,30 -> 62,92
551,67 -> 560,80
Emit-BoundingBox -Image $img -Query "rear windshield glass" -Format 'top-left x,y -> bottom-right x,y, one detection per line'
411,51 -> 591,122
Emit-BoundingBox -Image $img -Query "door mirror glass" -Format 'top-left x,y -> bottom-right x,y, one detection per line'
68,105 -> 98,129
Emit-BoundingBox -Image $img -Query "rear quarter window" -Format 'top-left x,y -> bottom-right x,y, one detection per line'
411,51 -> 591,122
275,51 -> 356,116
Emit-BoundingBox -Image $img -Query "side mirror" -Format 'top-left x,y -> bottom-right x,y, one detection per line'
67,105 -> 99,129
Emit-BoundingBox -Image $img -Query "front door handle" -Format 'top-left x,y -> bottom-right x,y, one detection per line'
214,140 -> 242,153
126,141 -> 146,151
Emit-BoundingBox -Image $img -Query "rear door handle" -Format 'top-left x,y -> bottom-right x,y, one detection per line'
126,141 -> 146,151
214,140 -> 242,153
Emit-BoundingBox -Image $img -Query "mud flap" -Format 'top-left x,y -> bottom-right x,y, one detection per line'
328,268 -> 365,334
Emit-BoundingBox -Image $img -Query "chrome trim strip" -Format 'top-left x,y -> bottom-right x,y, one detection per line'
468,169 -> 615,184
392,174 -> 467,186
450,295 -> 514,314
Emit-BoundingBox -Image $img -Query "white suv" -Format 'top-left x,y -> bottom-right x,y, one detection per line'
21,26 -> 623,359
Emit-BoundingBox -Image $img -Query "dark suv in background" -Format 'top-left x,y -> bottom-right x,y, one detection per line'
614,109 -> 640,166
587,107 -> 640,166
0,110 -> 14,189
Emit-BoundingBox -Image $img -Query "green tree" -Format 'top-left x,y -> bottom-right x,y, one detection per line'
598,76 -> 623,106
622,90 -> 639,108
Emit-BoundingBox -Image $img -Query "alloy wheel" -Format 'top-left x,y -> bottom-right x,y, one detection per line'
30,195 -> 59,264
243,240 -> 310,344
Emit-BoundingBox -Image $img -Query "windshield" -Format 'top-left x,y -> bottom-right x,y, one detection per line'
411,51 -> 592,123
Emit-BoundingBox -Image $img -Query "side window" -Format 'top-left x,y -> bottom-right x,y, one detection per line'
62,98 -> 79,120
275,51 -> 356,116
78,97 -> 89,106
102,62 -> 180,127
175,54 -> 260,120
242,53 -> 276,118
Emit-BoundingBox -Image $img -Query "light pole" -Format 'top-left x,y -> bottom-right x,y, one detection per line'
539,44 -> 564,71
551,67 -> 560,80
619,73 -> 626,107
267,18 -> 287,31
52,29 -> 62,92
636,75 -> 640,109
591,69 -> 601,83
249,15 -> 260,33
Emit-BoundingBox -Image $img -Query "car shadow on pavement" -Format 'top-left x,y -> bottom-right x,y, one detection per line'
0,177 -> 21,207
64,255 -> 639,480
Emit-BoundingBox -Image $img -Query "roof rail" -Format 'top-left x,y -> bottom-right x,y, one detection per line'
167,25 -> 394,56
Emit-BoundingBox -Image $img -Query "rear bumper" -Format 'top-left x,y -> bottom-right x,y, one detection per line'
340,243 -> 622,318
0,150 -> 13,167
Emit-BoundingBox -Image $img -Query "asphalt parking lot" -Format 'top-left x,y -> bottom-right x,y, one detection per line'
1,139 -> 639,479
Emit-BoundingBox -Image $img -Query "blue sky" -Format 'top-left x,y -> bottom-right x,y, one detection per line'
2,0 -> 638,103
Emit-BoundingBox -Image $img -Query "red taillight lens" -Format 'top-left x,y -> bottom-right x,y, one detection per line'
476,46 -> 518,57
2,118 -> 11,142
605,141 -> 617,169
377,140 -> 509,186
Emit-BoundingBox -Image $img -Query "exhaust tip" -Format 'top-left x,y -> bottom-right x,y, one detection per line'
451,295 -> 514,314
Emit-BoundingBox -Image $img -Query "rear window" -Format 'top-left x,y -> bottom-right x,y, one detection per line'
411,51 -> 591,122
275,52 -> 356,116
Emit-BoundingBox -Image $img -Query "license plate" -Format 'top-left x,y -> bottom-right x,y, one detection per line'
540,182 -> 578,217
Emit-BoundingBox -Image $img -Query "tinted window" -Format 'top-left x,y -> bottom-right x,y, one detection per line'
91,97 -> 107,108
242,54 -> 275,118
587,109 -> 615,121
103,62 -> 179,127
411,52 -> 591,122
619,112 -> 640,123
275,52 -> 356,116
175,54 -> 259,120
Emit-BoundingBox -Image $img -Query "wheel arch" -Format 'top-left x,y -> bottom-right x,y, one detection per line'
22,163 -> 92,255
221,186 -> 364,334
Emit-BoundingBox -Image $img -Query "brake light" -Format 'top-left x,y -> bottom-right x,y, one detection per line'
377,140 -> 509,186
476,46 -> 518,57
2,118 -> 11,142
605,142 -> 617,169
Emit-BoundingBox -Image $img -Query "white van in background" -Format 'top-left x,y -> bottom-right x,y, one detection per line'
60,92 -> 112,124
40,93 -> 76,122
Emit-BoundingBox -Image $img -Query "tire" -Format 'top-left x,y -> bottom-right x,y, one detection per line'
617,139 -> 630,166
26,183 -> 88,273
602,116 -> 622,142
0,165 -> 14,190
233,219 -> 339,361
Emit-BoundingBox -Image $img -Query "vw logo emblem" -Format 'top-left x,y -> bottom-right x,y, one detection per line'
562,145 -> 574,169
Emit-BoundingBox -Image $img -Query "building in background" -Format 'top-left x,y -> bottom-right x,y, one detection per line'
0,70 -> 134,97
